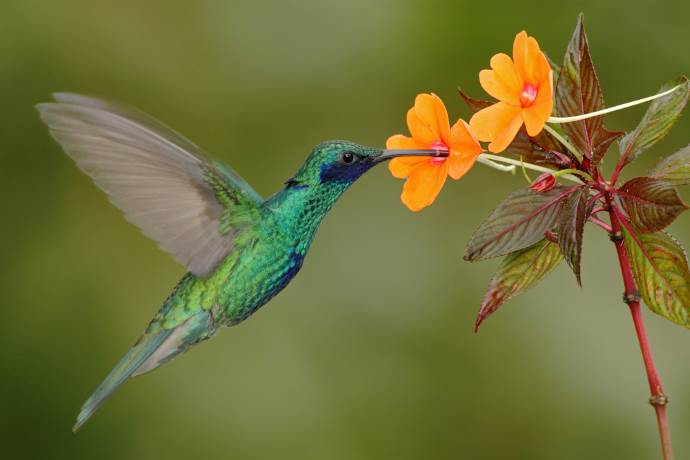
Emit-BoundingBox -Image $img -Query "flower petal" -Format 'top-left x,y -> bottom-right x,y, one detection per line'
449,119 -> 483,156
479,53 -> 522,105
447,120 -> 483,180
531,49 -> 552,87
386,134 -> 426,150
389,155 -> 429,179
407,93 -> 450,145
386,134 -> 429,178
512,31 -> 529,76
430,93 -> 451,144
469,102 -> 520,141
513,31 -> 552,92
400,161 -> 448,211
447,152 -> 480,180
489,110 -> 524,153
512,32 -> 536,83
469,102 -> 523,153
521,103 -> 550,136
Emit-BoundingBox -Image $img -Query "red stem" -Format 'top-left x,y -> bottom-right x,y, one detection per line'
610,150 -> 630,186
611,162 -> 624,186
589,215 -> 612,232
606,195 -> 674,460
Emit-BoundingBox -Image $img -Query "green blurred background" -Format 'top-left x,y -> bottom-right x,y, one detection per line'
2,0 -> 690,458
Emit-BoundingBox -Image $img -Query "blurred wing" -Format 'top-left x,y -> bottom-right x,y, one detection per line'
37,93 -> 262,277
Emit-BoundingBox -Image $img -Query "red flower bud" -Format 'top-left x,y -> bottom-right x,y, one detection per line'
530,173 -> 556,192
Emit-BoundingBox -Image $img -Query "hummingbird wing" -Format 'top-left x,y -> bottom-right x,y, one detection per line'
37,93 -> 262,277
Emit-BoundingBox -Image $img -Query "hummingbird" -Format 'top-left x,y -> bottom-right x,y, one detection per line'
37,93 -> 447,431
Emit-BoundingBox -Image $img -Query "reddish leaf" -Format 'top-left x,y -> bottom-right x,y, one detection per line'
619,76 -> 690,168
507,131 -> 573,168
475,239 -> 563,330
617,177 -> 688,233
457,87 -> 492,112
557,186 -> 590,284
555,15 -> 620,167
624,230 -> 690,327
530,129 -> 570,161
650,144 -> 690,185
592,129 -> 624,165
464,186 -> 575,261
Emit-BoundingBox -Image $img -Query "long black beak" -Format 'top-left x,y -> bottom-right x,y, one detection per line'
374,149 -> 449,163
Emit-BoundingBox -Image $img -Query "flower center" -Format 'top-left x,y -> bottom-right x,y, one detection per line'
519,83 -> 538,107
429,140 -> 448,165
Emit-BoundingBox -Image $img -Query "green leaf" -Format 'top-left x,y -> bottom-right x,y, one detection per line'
555,15 -> 620,167
619,76 -> 690,168
464,186 -> 574,261
650,144 -> 690,185
624,230 -> 690,327
617,177 -> 688,233
557,186 -> 589,284
475,239 -> 563,330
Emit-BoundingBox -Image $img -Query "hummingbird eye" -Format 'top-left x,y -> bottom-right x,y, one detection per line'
341,151 -> 355,164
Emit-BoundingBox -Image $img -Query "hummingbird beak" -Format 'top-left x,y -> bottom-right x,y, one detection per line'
373,149 -> 450,163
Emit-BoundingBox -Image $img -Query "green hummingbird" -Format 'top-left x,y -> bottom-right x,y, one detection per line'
37,93 -> 446,431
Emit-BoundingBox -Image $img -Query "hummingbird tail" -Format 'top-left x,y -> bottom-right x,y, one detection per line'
73,311 -> 216,432
72,329 -> 172,432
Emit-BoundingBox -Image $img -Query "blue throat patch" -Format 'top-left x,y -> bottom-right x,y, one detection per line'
319,161 -> 373,184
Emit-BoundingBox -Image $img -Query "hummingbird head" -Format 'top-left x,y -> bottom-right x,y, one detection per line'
286,140 -> 447,190
272,140 -> 447,253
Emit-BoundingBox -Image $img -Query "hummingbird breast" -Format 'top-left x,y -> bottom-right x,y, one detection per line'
130,224 -> 309,366
210,226 -> 307,326
164,194 -> 326,330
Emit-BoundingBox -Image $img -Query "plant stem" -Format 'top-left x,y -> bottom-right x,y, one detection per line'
553,168 -> 594,182
606,197 -> 674,460
518,156 -> 534,184
589,215 -> 612,232
476,155 -> 517,173
547,84 -> 682,123
477,153 -> 583,184
542,124 -> 583,161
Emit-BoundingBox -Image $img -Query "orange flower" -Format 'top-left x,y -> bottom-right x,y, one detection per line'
387,93 -> 483,211
469,31 -> 553,153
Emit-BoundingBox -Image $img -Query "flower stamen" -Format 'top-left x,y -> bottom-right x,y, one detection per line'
430,140 -> 449,165
519,83 -> 538,107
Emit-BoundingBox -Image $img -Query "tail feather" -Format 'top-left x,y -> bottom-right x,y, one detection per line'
73,329 -> 172,432
73,311 -> 216,432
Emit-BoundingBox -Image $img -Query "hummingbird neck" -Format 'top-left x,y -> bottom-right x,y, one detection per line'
265,182 -> 348,254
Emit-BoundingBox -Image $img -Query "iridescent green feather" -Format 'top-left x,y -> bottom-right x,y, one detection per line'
37,92 -> 392,431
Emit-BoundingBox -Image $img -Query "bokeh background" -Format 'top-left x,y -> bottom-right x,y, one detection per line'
2,0 -> 690,458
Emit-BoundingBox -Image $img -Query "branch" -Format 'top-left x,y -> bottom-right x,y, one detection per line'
606,195 -> 674,460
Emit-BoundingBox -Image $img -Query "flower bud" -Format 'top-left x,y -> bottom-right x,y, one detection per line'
530,173 -> 556,192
